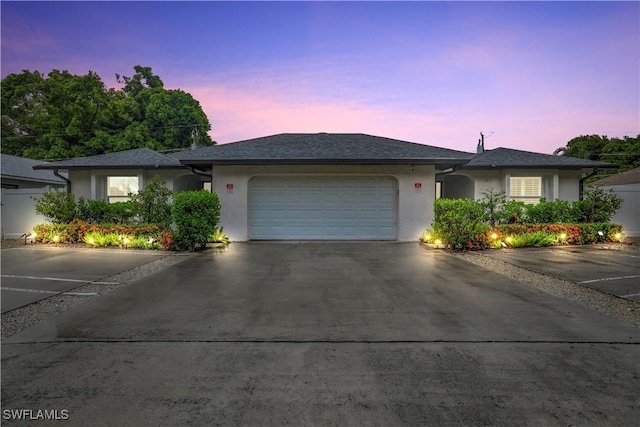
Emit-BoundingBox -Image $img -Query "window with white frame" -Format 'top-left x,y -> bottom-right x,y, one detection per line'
509,177 -> 542,204
107,176 -> 139,203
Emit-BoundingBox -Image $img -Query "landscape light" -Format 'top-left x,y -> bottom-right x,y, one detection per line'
490,232 -> 498,240
505,236 -> 513,243
53,235 -> 60,243
560,233 -> 567,240
614,232 -> 623,241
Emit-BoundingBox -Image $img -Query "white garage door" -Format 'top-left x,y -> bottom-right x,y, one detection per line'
249,176 -> 397,240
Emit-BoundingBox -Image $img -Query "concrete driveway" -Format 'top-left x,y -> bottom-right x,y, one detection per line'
1,246 -> 170,312
2,242 -> 638,426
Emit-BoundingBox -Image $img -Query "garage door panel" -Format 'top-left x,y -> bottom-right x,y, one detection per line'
249,176 -> 397,240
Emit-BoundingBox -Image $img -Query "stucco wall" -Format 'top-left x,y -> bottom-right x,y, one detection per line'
449,169 -> 583,201
558,170 -> 583,201
211,164 -> 435,242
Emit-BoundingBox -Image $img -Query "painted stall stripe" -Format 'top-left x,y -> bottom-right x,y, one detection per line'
579,275 -> 640,284
1,287 -> 97,296
1,274 -> 119,285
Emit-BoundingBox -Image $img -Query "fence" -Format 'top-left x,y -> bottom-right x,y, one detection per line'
1,187 -> 49,240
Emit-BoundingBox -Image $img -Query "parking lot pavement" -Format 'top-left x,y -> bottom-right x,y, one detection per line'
1,246 -> 169,312
490,246 -> 640,302
2,242 -> 638,426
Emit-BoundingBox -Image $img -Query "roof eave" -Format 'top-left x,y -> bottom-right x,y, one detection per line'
1,174 -> 66,184
182,158 -> 470,166
33,165 -> 187,170
459,164 -> 619,170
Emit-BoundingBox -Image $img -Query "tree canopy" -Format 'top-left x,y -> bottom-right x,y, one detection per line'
1,65 -> 214,159
561,134 -> 640,173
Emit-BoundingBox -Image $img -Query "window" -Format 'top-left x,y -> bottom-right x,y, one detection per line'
509,177 -> 541,204
107,176 -> 139,203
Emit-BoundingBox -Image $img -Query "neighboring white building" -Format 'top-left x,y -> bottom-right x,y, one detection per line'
35,133 -> 617,242
591,167 -> 640,237
33,148 -> 208,202
1,154 -> 68,239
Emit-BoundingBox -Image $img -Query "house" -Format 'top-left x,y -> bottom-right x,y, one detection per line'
590,167 -> 640,237
1,154 -> 69,239
33,133 -> 616,242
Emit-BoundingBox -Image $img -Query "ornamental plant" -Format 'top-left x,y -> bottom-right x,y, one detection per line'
505,231 -> 557,248
34,189 -> 77,223
33,221 -> 174,250
130,175 -> 173,227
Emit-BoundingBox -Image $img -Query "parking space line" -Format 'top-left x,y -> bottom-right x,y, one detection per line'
1,286 -> 98,296
1,274 -> 119,285
620,293 -> 640,298
579,275 -> 640,284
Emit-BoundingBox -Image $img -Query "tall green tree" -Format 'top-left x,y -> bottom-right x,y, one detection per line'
563,134 -> 640,172
1,66 -> 214,160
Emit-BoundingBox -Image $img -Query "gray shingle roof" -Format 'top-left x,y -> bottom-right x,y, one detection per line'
32,148 -> 184,170
461,147 -> 618,169
176,133 -> 474,166
591,167 -> 640,186
1,154 -> 67,184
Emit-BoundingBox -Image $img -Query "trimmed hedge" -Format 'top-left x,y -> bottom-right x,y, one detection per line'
432,198 -> 490,250
497,223 -> 623,246
33,221 -> 174,250
427,197 -> 624,250
172,190 -> 221,251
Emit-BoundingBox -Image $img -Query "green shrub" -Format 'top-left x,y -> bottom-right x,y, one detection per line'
131,175 -> 173,227
525,199 -> 574,224
75,199 -> 137,224
34,189 -> 76,223
480,189 -> 507,227
77,198 -> 112,223
172,190 -> 221,251
479,191 -> 527,225
432,198 -> 490,250
581,188 -> 623,223
107,201 -> 138,224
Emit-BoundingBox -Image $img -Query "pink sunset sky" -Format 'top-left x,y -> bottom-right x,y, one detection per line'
1,1 -> 638,154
